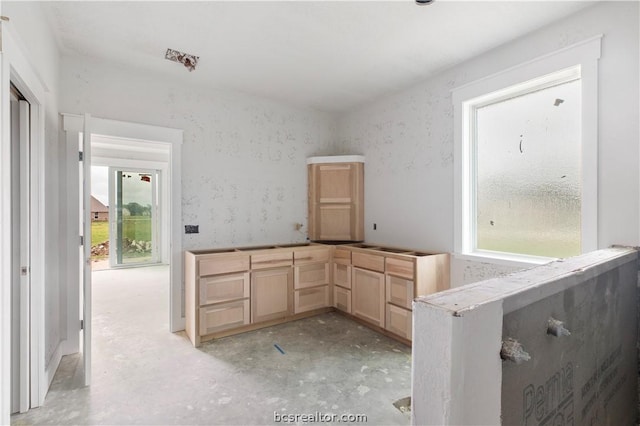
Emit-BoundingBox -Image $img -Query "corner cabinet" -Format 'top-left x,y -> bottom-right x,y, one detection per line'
334,244 -> 450,343
307,156 -> 364,242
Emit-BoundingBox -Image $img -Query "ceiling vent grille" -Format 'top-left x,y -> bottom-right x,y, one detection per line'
165,48 -> 199,72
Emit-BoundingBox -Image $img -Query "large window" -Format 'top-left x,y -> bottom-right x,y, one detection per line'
454,37 -> 600,264
475,70 -> 581,258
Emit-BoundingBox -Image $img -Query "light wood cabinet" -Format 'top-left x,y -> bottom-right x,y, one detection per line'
293,245 -> 331,314
295,286 -> 330,314
308,156 -> 364,242
332,244 -> 449,343
185,249 -> 252,346
333,263 -> 351,289
386,303 -> 412,340
352,267 -> 385,327
185,243 -> 449,347
200,300 -> 250,335
386,275 -> 413,310
251,267 -> 293,323
334,285 -> 352,313
200,272 -> 250,306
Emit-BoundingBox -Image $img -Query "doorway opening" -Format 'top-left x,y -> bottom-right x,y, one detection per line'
91,164 -> 164,269
89,134 -> 171,330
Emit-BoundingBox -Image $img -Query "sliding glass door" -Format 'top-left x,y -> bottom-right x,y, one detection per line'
109,168 -> 160,267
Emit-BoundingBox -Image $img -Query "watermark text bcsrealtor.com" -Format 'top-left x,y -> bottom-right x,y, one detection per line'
274,411 -> 368,423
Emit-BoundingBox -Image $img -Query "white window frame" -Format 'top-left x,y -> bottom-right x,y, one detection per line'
453,36 -> 601,266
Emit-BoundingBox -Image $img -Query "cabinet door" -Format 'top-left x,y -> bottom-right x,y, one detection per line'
294,286 -> 329,314
199,300 -> 250,335
294,262 -> 329,290
352,267 -> 385,327
333,263 -> 352,289
386,304 -> 412,341
386,275 -> 414,310
251,267 -> 293,323
200,272 -> 250,306
334,286 -> 352,314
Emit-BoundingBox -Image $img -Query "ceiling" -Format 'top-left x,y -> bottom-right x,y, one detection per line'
40,1 -> 596,113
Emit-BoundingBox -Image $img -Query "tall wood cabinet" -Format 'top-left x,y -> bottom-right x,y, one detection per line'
307,156 -> 364,242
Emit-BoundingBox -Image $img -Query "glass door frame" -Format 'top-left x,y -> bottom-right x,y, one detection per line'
108,166 -> 161,268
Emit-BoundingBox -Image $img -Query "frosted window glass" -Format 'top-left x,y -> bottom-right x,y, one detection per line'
476,79 -> 581,258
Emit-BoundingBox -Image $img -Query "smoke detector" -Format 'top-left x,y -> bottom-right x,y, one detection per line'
165,48 -> 199,72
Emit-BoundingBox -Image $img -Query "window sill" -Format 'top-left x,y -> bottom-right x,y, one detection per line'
454,250 -> 556,268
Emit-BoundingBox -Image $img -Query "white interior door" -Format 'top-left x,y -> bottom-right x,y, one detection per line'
10,90 -> 31,414
18,100 -> 31,410
81,114 -> 92,387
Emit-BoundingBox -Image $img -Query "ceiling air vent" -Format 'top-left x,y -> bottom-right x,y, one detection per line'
165,48 -> 199,72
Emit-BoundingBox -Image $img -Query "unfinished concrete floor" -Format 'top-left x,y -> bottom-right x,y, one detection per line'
11,264 -> 412,425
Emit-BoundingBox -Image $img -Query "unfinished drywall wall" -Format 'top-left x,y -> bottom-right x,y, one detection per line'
3,1 -> 66,381
412,247 -> 638,425
60,55 -> 339,251
337,1 -> 640,285
501,258 -> 637,424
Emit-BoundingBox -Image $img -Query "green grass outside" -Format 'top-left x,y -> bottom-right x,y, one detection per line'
91,217 -> 152,246
123,217 -> 152,242
91,221 -> 109,245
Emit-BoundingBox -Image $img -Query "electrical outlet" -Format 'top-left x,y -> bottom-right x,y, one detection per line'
185,225 -> 199,234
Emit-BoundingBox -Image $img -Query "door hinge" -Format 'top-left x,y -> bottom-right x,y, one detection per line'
80,235 -> 84,246
79,151 -> 83,161
80,320 -> 84,330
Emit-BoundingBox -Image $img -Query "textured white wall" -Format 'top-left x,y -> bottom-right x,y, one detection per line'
3,2 -> 65,372
338,1 -> 640,286
60,55 -> 339,251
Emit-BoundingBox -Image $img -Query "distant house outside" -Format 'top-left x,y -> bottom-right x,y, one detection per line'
91,196 -> 109,221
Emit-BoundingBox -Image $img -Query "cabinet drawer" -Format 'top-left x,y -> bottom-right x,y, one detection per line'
199,299 -> 250,335
198,253 -> 250,276
386,275 -> 414,310
294,263 -> 329,289
294,248 -> 330,265
334,286 -> 352,314
200,272 -> 250,306
333,247 -> 352,265
385,257 -> 415,280
333,263 -> 352,289
294,286 -> 329,314
352,252 -> 384,272
251,251 -> 293,269
386,304 -> 412,341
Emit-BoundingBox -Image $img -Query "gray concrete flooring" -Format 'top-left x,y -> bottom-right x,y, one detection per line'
12,265 -> 412,425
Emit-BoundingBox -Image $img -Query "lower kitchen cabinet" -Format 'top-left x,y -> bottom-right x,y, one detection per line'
185,243 -> 449,347
200,272 -> 250,305
352,267 -> 385,327
294,262 -> 329,289
200,299 -> 250,335
295,285 -> 330,314
251,267 -> 293,323
333,263 -> 351,289
386,303 -> 412,340
334,286 -> 352,313
386,275 -> 413,310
